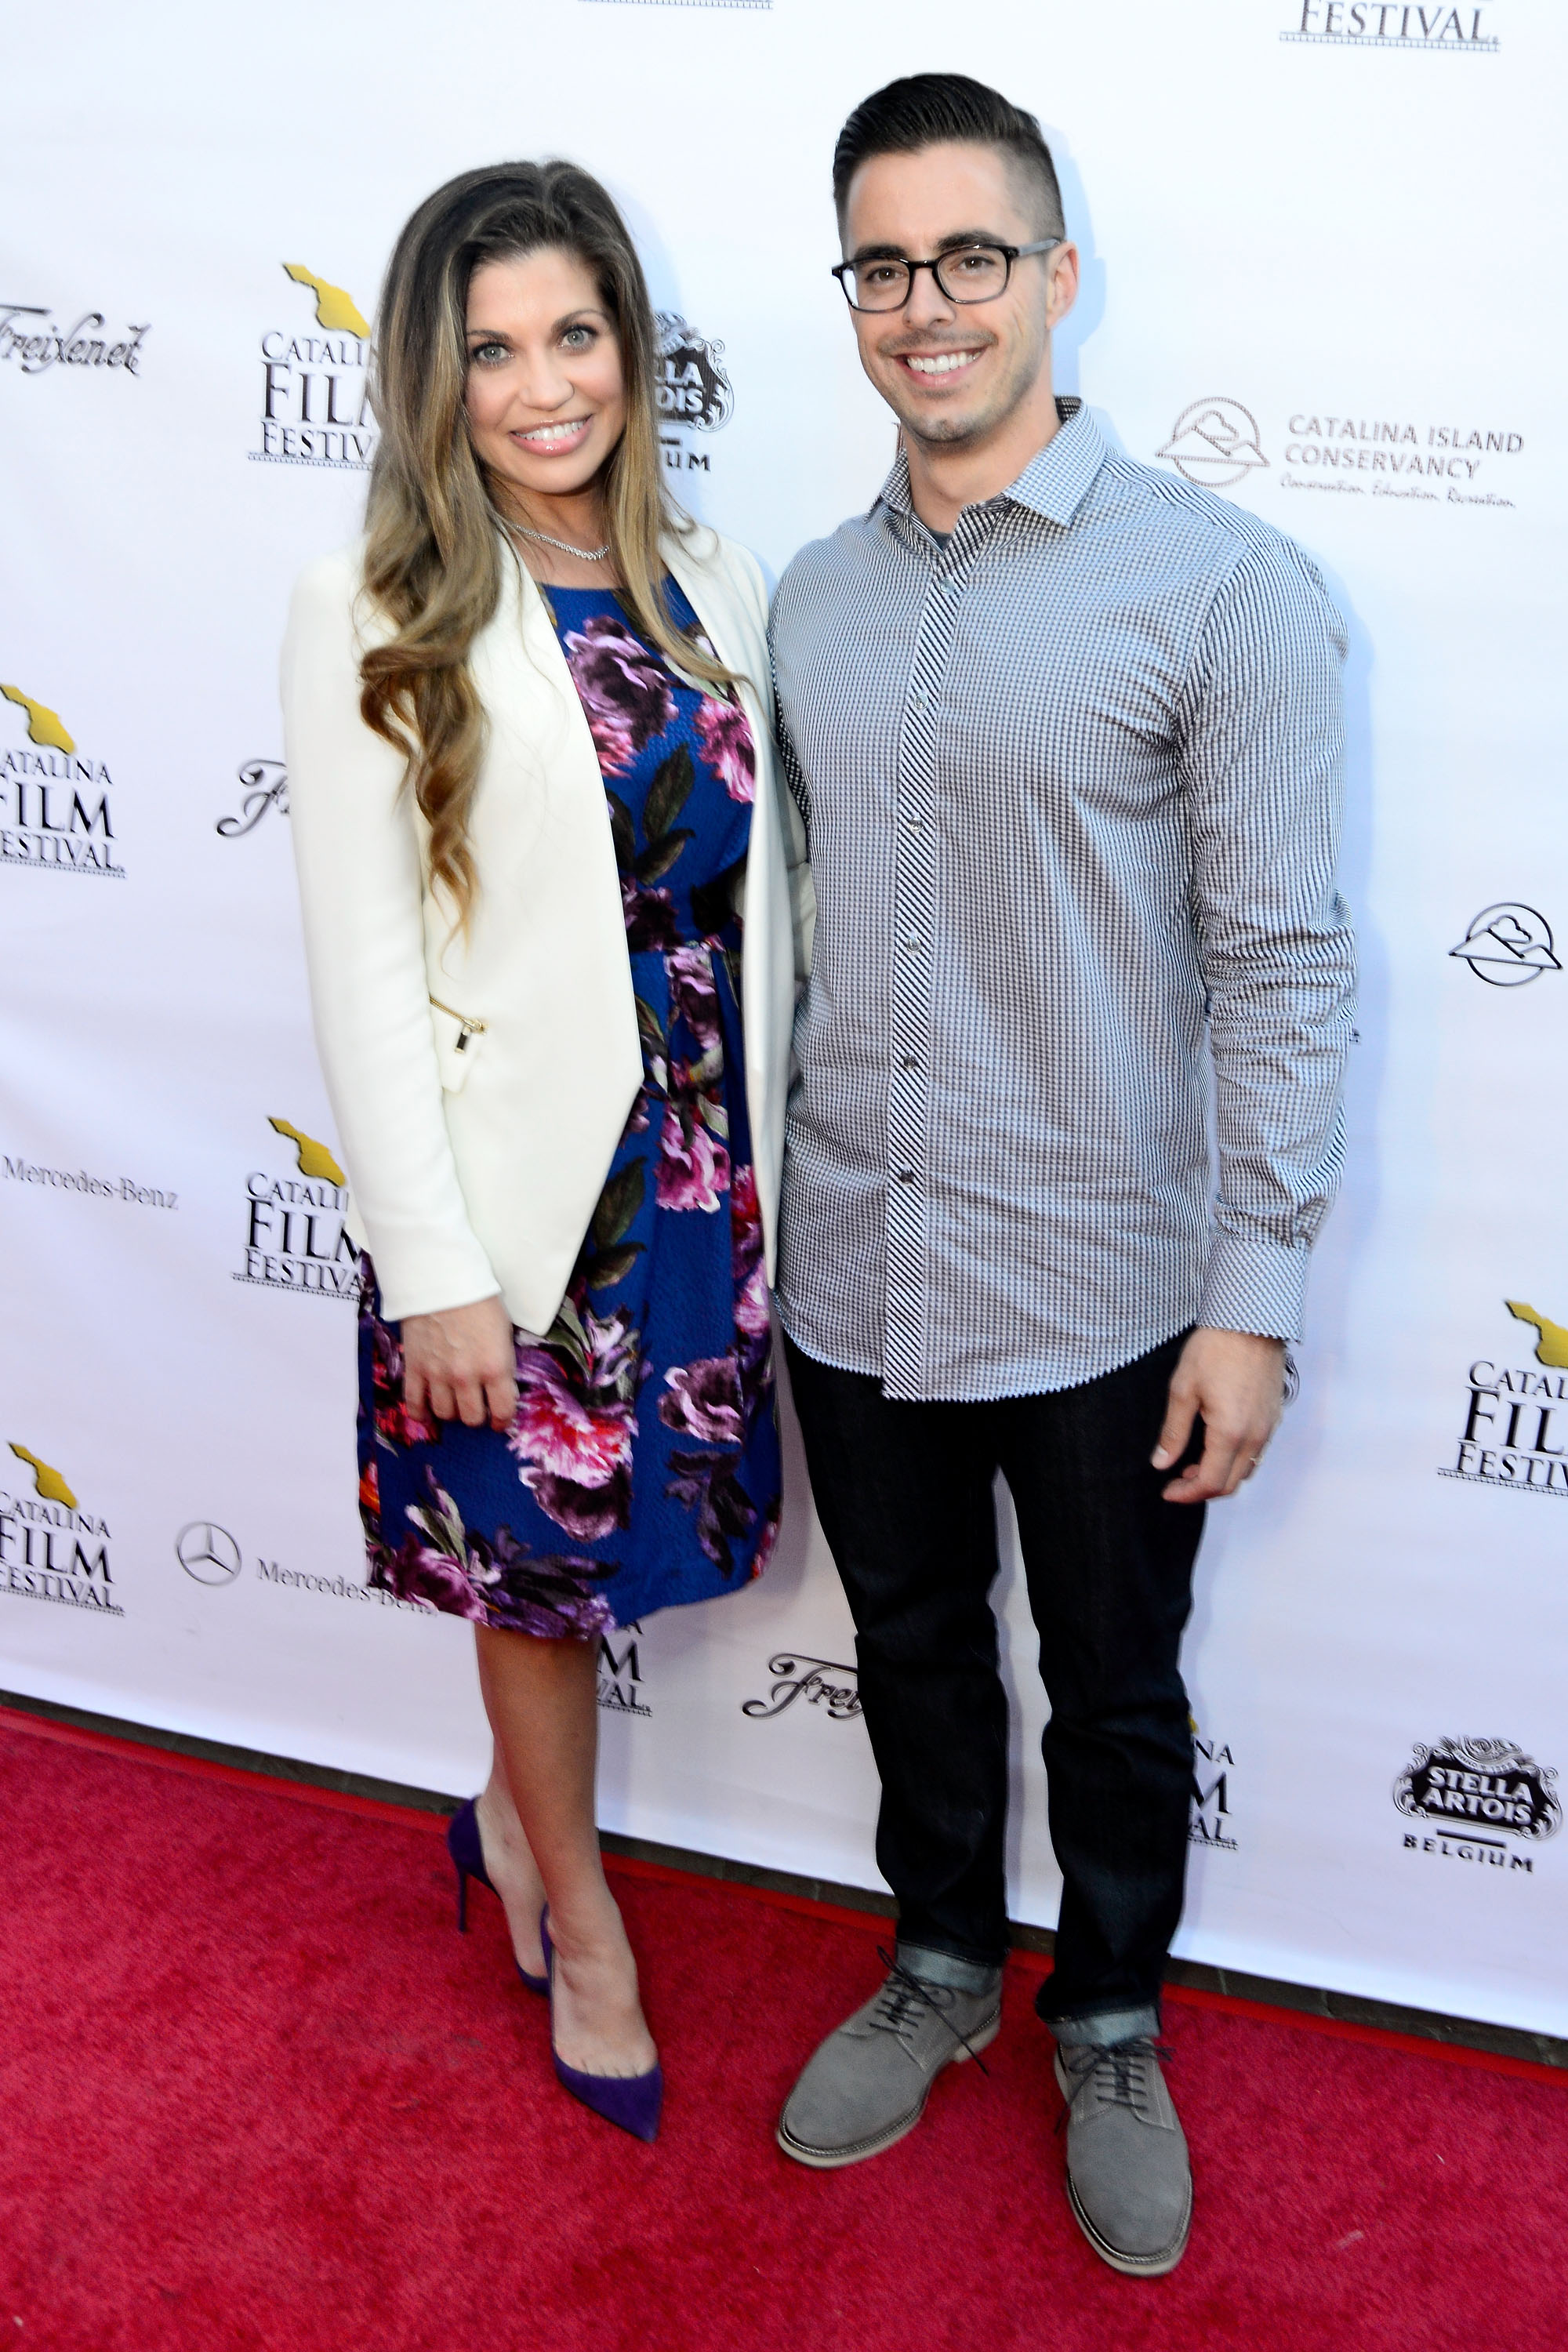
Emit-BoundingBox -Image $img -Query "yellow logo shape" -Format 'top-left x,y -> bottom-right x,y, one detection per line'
1,684 -> 75,753
9,1445 -> 78,1509
282,264 -> 370,338
1506,1301 -> 1568,1370
269,1118 -> 346,1186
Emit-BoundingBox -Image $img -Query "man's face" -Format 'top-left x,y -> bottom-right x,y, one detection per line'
839,141 -> 1075,452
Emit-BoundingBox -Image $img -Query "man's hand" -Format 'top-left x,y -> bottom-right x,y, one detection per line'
401,1294 -> 517,1430
1152,1329 -> 1287,1504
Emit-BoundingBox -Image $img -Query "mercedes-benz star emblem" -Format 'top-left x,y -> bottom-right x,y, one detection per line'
175,1520 -> 243,1586
1449,903 -> 1560,988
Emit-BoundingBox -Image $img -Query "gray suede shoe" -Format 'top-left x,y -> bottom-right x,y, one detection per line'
778,1948 -> 1003,2169
1053,2037 -> 1192,2277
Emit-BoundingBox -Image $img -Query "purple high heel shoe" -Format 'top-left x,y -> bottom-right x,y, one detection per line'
541,1910 -> 662,2143
445,1798 -> 548,1995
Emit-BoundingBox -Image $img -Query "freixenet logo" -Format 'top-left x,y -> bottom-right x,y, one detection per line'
0,304 -> 149,376
1,1445 -> 120,1616
655,312 -> 732,477
254,263 -> 374,471
1443,1301 -> 1568,1497
1396,1737 -> 1558,1872
1282,4 -> 1498,49
0,684 -> 122,878
216,758 -> 289,840
236,1117 -> 359,1301
1450,904 -> 1559,988
742,1652 -> 863,1722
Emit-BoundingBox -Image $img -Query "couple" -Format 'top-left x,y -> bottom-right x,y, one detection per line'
282,74 -> 1353,2279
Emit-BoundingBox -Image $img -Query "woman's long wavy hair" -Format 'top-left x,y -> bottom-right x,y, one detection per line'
360,160 -> 736,920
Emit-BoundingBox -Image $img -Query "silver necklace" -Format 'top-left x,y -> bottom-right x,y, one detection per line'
506,519 -> 611,562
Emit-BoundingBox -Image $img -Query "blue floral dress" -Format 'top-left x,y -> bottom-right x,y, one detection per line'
357,582 -> 781,1637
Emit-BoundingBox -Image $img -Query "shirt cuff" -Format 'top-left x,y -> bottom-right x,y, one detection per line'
1196,1228 -> 1310,1344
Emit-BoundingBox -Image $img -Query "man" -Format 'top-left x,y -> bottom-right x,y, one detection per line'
768,74 -> 1353,2278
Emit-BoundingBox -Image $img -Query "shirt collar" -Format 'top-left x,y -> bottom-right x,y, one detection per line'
877,397 -> 1105,535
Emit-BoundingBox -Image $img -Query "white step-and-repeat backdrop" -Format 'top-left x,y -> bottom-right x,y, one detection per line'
4,1 -> 1565,2034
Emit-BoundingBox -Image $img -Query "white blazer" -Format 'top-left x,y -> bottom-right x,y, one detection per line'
281,523 -> 811,1334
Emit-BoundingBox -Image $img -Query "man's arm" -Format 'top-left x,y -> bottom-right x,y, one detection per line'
1158,537 -> 1356,1502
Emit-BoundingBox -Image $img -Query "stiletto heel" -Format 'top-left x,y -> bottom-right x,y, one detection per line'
541,1909 -> 662,2143
444,1798 -> 548,1995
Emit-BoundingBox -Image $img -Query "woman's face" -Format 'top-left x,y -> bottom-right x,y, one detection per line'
464,246 -> 627,509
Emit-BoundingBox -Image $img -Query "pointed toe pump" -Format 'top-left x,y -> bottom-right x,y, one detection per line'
445,1798 -> 548,1995
541,1911 -> 663,2143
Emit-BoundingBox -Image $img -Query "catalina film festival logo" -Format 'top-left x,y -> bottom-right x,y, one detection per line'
1,1446 -> 120,1616
254,264 -> 374,471
1189,1730 -> 1236,1852
237,1118 -> 360,1300
216,758 -> 289,840
1450,904 -> 1559,988
1396,1738 -> 1558,1872
655,313 -> 732,477
0,303 -> 148,376
1283,5 -> 1498,49
0,686 -> 122,878
598,1623 -> 651,1717
1443,1301 -> 1568,1498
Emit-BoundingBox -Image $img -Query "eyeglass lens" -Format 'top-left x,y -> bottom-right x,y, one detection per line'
848,245 -> 1011,311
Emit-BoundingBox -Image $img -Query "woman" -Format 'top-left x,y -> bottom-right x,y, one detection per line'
281,161 -> 809,2143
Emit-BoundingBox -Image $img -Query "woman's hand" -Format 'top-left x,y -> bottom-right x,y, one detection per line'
401,1295 -> 518,1430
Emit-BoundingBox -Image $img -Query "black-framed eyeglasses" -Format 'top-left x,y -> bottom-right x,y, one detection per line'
832,238 -> 1061,314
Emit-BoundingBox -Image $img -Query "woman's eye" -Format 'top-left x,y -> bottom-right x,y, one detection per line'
470,341 -> 510,366
561,325 -> 596,350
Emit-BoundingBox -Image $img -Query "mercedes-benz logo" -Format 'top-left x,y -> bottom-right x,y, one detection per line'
175,1520 -> 242,1586
1449,903 -> 1560,988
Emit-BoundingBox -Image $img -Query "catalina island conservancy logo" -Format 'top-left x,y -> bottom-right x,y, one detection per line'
255,263 -> 374,471
1157,400 -> 1267,492
1396,1737 -> 1558,1871
1443,1301 -> 1568,1497
1449,904 -> 1559,987
237,1117 -> 359,1300
655,312 -> 732,477
1,1445 -> 120,1615
0,685 -> 122,878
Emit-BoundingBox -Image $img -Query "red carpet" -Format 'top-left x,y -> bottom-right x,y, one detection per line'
2,1709 -> 1564,2352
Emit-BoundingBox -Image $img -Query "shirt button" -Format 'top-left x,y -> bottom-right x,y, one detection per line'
900,929 -> 920,950
900,1054 -> 920,1071
895,1169 -> 916,1183
909,690 -> 928,713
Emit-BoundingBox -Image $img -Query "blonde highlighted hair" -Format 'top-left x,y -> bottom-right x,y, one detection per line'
359,159 -> 735,919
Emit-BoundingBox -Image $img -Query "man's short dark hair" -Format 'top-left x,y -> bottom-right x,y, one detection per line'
832,74 -> 1065,241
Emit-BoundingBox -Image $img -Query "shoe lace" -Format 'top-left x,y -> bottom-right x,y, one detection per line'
869,1947 -> 992,2076
1054,2035 -> 1172,2133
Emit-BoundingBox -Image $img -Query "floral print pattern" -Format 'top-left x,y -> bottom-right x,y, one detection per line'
358,580 -> 780,1637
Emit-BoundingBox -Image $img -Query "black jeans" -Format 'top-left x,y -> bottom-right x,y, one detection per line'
783,1331 -> 1204,2028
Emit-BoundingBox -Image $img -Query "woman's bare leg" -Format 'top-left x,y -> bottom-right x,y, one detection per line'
474,1623 -> 656,2078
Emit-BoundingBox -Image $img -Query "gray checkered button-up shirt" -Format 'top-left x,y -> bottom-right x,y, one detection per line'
771,400 -> 1355,1403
